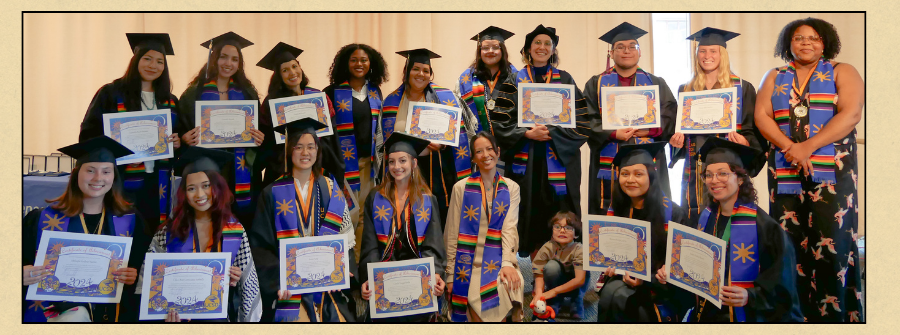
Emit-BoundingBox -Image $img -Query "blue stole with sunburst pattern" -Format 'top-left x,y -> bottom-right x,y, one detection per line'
371,191 -> 431,261
334,81 -> 382,192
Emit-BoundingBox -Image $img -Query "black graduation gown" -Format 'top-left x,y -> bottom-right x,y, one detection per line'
254,90 -> 345,197
467,68 -> 519,150
673,81 -> 766,226
504,69 -> 589,256
596,204 -> 691,322
248,177 -> 356,322
79,82 -> 184,235
359,188 -> 446,322
323,84 -> 383,160
583,72 -> 677,215
22,207 -> 150,322
693,209 -> 803,322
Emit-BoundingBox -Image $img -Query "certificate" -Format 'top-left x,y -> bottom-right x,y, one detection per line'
517,83 -> 576,129
102,110 -> 174,165
27,231 -> 133,303
139,252 -> 232,320
195,100 -> 259,148
600,86 -> 661,130
269,93 -> 334,144
367,257 -> 438,318
665,223 -> 727,308
582,215 -> 652,281
404,102 -> 462,147
279,234 -> 350,295
676,87 -> 738,134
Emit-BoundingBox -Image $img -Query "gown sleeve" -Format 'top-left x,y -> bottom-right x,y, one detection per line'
443,181 -> 464,281
358,188 -> 381,284
744,210 -> 801,321
583,75 -> 613,149
420,195 -> 446,278
738,80 -> 767,154
547,71 -> 590,168
654,76 -> 679,143
79,84 -> 117,141
491,75 -> 527,155
248,184 -> 279,316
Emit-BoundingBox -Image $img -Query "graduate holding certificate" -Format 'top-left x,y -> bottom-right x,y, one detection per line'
595,142 -> 688,322
360,132 -> 446,322
250,118 -> 356,322
657,137 -> 802,322
23,136 -> 150,322
136,146 -> 261,322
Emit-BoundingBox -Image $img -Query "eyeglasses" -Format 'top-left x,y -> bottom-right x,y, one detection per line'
792,35 -> 823,43
293,145 -> 317,153
703,172 -> 735,181
552,224 -> 575,233
480,45 -> 502,52
614,45 -> 639,52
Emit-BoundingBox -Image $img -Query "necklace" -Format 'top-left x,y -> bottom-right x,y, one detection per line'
79,208 -> 106,235
485,70 -> 500,110
141,94 -> 157,110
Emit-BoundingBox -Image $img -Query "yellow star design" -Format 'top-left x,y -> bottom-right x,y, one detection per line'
735,96 -> 741,112
636,83 -> 648,86
812,124 -> 822,135
369,91 -> 379,101
29,300 -> 45,312
602,83 -> 615,87
455,146 -> 468,160
483,260 -> 499,274
461,74 -> 471,84
374,205 -> 391,221
237,156 -> 247,171
442,98 -> 457,107
637,137 -> 652,144
42,213 -> 64,231
119,230 -> 132,237
390,90 -> 402,98
154,263 -> 167,276
276,199 -> 295,217
548,148 -> 557,161
493,201 -> 508,217
463,205 -> 479,222
813,71 -> 832,82
416,206 -> 430,222
455,266 -> 470,283
337,99 -> 351,112
518,77 -> 529,83
732,243 -> 756,263
342,147 -> 356,160
774,84 -> 788,96
159,184 -> 167,199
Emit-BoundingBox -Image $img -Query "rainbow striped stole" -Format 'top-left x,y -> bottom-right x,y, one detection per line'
458,65 -> 517,135
333,81 -> 381,192
595,68 -> 655,181
512,66 -> 567,194
371,191 -> 431,260
771,58 -> 837,194
450,172 -> 509,322
698,200 -> 758,322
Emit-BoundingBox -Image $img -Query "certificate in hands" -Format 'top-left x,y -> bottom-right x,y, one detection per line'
279,234 -> 350,295
600,85 -> 661,130
665,223 -> 727,308
139,252 -> 232,320
102,110 -> 174,165
582,215 -> 652,281
269,93 -> 334,144
404,102 -> 462,147
676,87 -> 738,134
367,257 -> 438,318
195,100 -> 259,148
27,231 -> 133,303
517,83 -> 576,129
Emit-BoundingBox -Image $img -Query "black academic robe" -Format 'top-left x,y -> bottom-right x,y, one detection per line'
254,90 -> 344,196
693,208 -> 803,322
583,72 -> 677,215
597,204 -> 692,322
248,176 -> 356,322
505,69 -> 589,256
359,189 -> 446,322
79,81 -> 184,234
673,81 -> 766,226
466,68 -> 519,148
323,84 -> 383,160
22,207 -> 150,322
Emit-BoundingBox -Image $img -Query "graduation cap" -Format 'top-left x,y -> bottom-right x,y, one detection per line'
599,22 -> 648,45
58,136 -> 134,165
385,132 -> 430,158
126,33 -> 174,56
521,24 -> 559,54
173,146 -> 235,177
200,31 -> 253,50
256,42 -> 304,72
274,117 -> 327,139
698,137 -> 764,177
612,142 -> 667,168
471,26 -> 515,43
687,27 -> 740,48
397,48 -> 441,66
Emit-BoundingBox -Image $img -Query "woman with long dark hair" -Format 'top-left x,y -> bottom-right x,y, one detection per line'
135,147 -> 261,322
250,118 -> 356,322
455,26 -> 519,141
79,33 -> 182,235
755,17 -> 863,322
23,137 -> 149,322
178,32 -> 265,229
596,142 -> 688,322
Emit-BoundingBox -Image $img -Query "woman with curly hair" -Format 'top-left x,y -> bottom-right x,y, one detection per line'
754,17 -> 864,322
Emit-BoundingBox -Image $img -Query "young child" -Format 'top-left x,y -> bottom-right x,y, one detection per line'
530,211 -> 590,320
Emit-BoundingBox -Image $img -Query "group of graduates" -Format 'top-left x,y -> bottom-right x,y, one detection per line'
23,16 -> 863,323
